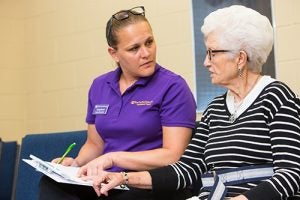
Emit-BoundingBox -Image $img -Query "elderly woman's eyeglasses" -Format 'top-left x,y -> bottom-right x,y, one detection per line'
206,49 -> 231,61
107,6 -> 145,46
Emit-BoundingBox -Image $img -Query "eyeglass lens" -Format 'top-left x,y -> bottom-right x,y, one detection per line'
113,6 -> 145,21
206,49 -> 230,60
107,6 -> 145,47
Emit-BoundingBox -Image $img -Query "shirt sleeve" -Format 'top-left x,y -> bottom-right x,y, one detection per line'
149,165 -> 180,191
159,76 -> 196,128
244,85 -> 300,199
149,116 -> 210,192
85,81 -> 96,124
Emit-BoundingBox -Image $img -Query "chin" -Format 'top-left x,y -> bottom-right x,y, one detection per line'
141,67 -> 155,77
211,79 -> 221,86
142,70 -> 155,77
210,78 -> 216,84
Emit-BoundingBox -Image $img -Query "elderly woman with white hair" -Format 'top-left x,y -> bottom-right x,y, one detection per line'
87,5 -> 300,200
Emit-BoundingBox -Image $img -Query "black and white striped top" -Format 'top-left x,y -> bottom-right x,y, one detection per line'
150,77 -> 300,199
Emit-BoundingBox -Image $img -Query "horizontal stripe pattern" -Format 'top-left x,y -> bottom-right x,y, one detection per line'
170,81 -> 300,199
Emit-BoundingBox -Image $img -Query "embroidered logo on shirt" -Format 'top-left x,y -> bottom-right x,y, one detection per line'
93,104 -> 109,114
131,100 -> 153,106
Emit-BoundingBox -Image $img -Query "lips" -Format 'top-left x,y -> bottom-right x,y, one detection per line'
140,61 -> 153,67
209,72 -> 215,78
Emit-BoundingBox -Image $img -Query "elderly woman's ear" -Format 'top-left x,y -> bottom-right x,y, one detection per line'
237,50 -> 248,67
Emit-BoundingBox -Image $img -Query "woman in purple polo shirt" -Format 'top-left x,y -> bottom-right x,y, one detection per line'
39,5 -> 196,200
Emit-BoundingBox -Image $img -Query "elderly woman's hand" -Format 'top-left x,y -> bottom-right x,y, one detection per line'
230,195 -> 248,200
91,171 -> 124,196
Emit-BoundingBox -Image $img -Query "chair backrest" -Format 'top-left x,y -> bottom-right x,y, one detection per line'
14,130 -> 87,200
0,140 -> 18,200
0,138 -> 2,159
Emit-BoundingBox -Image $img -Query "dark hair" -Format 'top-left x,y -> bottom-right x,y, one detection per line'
105,11 -> 150,48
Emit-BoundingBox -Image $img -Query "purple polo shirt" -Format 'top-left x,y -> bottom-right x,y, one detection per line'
86,64 -> 196,171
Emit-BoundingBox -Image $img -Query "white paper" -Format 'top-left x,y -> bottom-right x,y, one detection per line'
23,154 -> 129,190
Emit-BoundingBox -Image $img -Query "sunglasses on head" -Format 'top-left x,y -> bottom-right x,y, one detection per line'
107,6 -> 145,47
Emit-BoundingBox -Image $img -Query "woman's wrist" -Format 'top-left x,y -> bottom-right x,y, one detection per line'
103,152 -> 114,168
73,158 -> 81,167
120,171 -> 129,188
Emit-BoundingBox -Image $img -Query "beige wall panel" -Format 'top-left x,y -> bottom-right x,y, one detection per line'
0,69 -> 24,93
158,42 -> 195,91
273,0 -> 300,93
277,60 -> 300,93
74,57 -> 114,87
0,0 -> 24,19
0,1 -> 25,141
0,94 -> 25,120
57,89 -> 87,117
23,0 -> 56,17
273,0 -> 300,26
0,120 -> 25,142
26,93 -> 59,119
276,25 -> 300,62
38,116 -> 86,133
25,40 -> 57,67
0,34 -> 24,67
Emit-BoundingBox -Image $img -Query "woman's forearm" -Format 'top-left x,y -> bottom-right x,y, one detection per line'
106,149 -> 177,171
92,171 -> 153,196
127,171 -> 153,189
107,127 -> 192,170
75,142 -> 103,166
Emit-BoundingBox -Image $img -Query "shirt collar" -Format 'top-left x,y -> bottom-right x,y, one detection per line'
108,63 -> 160,87
226,75 -> 275,116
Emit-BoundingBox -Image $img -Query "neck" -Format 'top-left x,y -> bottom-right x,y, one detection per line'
119,74 -> 138,94
229,73 -> 261,102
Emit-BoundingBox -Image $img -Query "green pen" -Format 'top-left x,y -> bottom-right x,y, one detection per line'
57,142 -> 76,164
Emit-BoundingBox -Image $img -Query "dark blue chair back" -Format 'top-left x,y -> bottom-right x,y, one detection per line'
0,140 -> 18,200
14,130 -> 87,200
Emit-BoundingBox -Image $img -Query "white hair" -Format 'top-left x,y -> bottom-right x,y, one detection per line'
201,5 -> 274,73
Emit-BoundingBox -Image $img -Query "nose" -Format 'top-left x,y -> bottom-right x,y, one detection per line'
203,54 -> 210,68
140,46 -> 150,58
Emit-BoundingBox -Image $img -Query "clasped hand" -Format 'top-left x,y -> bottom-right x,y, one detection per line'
81,171 -> 123,197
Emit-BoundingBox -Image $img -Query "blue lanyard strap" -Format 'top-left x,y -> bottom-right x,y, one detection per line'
201,164 -> 274,200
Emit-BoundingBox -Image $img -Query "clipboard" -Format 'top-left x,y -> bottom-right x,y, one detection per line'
23,154 -> 129,190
